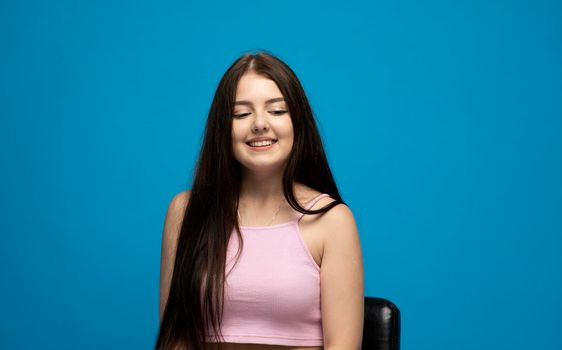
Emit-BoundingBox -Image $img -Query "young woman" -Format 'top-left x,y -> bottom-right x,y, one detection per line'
156,51 -> 364,350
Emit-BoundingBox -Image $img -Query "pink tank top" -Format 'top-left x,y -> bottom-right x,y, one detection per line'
206,193 -> 330,347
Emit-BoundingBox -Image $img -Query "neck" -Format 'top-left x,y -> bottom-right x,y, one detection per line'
239,169 -> 287,205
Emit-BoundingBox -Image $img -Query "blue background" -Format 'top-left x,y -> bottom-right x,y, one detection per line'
1,0 -> 561,349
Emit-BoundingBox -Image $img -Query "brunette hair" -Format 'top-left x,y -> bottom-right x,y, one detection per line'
155,50 -> 344,350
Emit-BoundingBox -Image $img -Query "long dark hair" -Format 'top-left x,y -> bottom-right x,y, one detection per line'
155,50 -> 345,350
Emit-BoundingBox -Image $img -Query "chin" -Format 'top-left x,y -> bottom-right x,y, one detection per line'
237,159 -> 288,173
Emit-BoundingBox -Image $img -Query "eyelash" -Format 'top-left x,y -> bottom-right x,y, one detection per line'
233,110 -> 288,119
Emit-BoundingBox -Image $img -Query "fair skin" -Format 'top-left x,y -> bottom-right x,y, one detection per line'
231,71 -> 294,218
160,71 -> 364,350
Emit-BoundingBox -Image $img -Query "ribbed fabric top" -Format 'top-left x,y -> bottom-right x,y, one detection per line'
206,193 -> 330,347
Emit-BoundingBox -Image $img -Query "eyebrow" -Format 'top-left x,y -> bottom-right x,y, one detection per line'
234,97 -> 285,106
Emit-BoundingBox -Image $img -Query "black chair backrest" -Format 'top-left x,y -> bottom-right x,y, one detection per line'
362,296 -> 401,350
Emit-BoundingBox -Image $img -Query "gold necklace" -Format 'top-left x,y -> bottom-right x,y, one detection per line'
237,199 -> 285,226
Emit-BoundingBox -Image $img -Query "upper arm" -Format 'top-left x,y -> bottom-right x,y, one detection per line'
319,203 -> 365,350
159,190 -> 190,323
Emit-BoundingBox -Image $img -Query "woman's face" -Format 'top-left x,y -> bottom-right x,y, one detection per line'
231,72 -> 294,174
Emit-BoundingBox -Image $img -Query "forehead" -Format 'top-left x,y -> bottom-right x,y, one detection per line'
235,72 -> 285,102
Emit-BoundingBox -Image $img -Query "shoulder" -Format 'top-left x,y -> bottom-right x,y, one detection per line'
295,183 -> 352,217
293,182 -> 327,206
167,190 -> 190,214
306,195 -> 361,270
172,190 -> 191,206
310,196 -> 356,231
162,190 -> 191,241
295,183 -> 357,233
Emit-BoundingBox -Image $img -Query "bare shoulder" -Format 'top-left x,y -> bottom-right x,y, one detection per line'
293,182 -> 352,220
294,182 -> 357,234
293,182 -> 325,204
310,196 -> 357,230
170,190 -> 191,209
162,190 -> 191,242
302,192 -> 360,269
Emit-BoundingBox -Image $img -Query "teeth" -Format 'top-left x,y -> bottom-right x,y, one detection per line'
248,140 -> 275,147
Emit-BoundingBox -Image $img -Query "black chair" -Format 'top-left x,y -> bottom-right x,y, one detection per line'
362,297 -> 401,350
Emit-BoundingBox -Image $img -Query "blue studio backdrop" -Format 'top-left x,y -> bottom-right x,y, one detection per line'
1,0 -> 561,349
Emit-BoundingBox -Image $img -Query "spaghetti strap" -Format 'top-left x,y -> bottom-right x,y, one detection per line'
296,193 -> 330,221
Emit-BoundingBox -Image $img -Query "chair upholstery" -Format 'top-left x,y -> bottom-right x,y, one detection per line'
362,297 -> 401,350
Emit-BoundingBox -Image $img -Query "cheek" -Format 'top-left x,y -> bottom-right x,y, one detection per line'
280,122 -> 294,153
285,120 -> 294,143
231,122 -> 244,142
231,125 -> 243,156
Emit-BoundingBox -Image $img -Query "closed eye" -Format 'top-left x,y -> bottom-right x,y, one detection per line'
233,110 -> 287,118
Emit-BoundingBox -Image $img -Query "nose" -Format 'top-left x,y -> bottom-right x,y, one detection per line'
251,111 -> 269,133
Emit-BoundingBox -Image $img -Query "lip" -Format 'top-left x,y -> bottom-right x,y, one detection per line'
246,137 -> 277,144
245,139 -> 277,152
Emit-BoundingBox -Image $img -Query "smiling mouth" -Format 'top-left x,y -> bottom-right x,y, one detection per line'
246,140 -> 278,147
